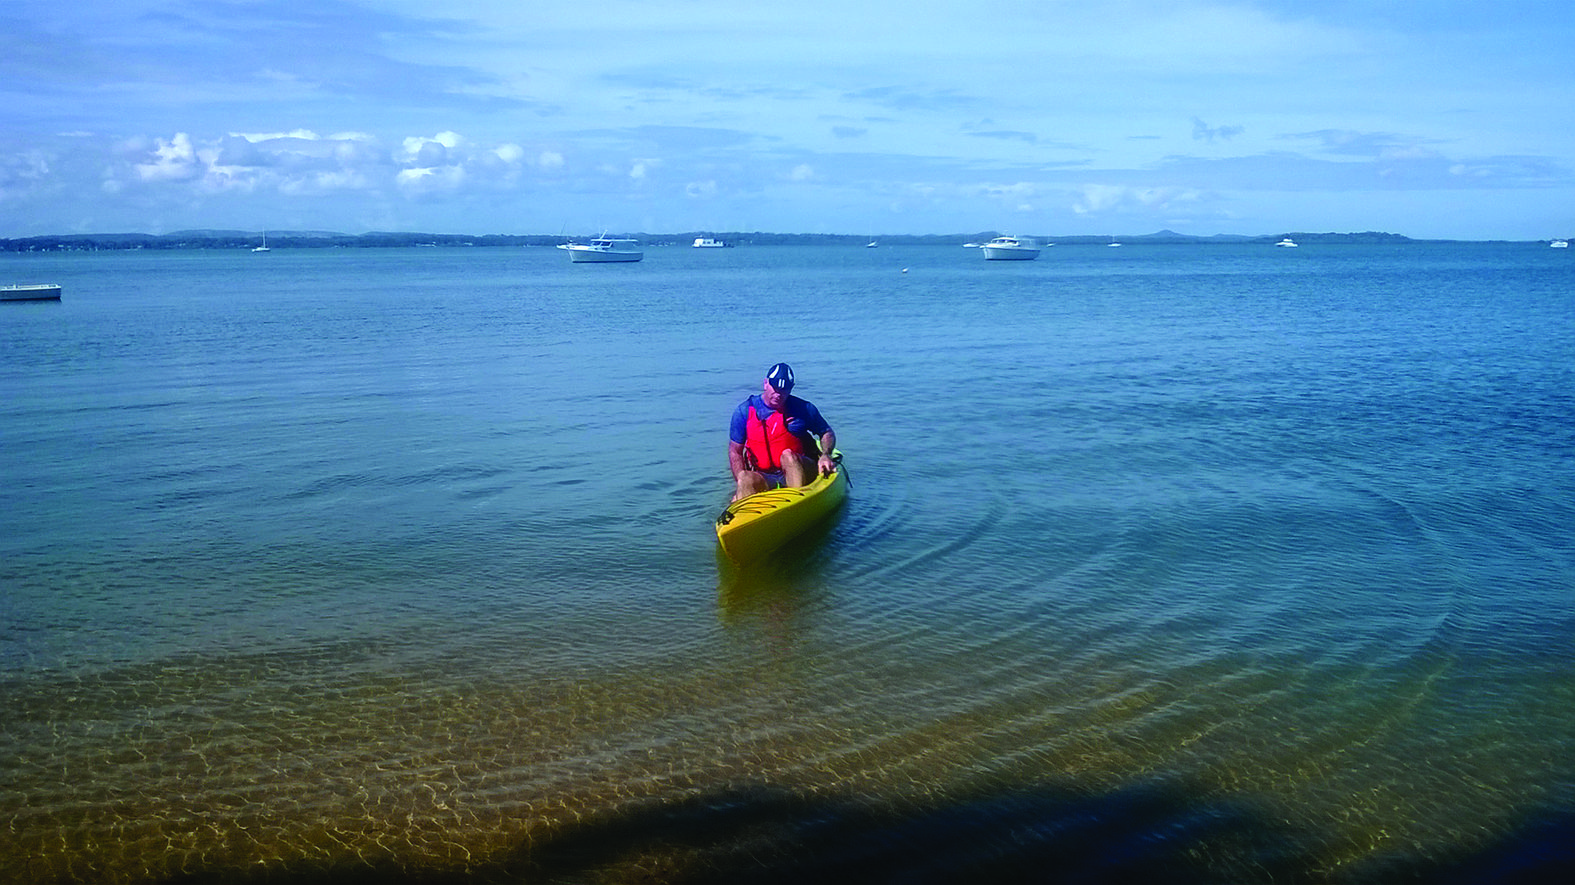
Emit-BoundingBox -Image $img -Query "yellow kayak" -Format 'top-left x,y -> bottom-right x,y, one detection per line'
715,455 -> 848,563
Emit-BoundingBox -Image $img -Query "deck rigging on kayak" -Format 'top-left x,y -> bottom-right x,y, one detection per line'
715,452 -> 848,562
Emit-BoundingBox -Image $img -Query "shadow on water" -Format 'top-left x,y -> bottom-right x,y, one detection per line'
155,780 -> 1575,884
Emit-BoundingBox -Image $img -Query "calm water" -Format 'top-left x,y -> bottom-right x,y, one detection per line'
2,243 -> 1572,883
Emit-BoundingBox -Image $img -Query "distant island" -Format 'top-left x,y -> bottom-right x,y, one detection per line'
0,228 -> 1488,253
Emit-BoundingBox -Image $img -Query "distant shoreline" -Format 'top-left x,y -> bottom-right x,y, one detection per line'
0,230 -> 1554,252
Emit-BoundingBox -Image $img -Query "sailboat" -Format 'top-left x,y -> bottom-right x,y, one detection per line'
253,231 -> 270,253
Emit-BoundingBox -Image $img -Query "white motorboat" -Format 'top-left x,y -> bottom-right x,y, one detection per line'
1275,237 -> 1298,248
980,236 -> 1041,260
692,237 -> 727,248
1552,239 -> 1569,249
558,236 -> 643,262
2,283 -> 62,301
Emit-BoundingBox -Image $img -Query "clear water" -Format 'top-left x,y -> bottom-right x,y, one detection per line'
3,243 -> 1572,882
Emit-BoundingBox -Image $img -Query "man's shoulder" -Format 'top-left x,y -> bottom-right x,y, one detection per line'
732,396 -> 762,424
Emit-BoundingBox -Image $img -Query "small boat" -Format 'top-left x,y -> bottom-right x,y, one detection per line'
1275,237 -> 1298,248
692,237 -> 727,248
1553,240 -> 1569,249
2,283 -> 62,302
980,235 -> 1041,260
253,231 -> 270,252
557,235 -> 643,262
866,241 -> 878,248
716,454 -> 848,563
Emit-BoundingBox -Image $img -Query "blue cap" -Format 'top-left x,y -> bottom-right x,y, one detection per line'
765,362 -> 794,393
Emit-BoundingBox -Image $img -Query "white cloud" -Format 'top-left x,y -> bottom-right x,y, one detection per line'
235,129 -> 322,143
1072,183 -> 1207,215
399,132 -> 464,164
1072,184 -> 1128,215
134,133 -> 200,182
279,169 -> 372,195
396,164 -> 466,193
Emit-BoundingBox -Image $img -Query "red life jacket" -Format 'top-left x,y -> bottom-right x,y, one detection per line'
744,404 -> 806,472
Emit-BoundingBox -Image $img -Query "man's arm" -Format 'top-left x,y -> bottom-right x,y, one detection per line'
729,440 -> 753,478
815,428 -> 837,475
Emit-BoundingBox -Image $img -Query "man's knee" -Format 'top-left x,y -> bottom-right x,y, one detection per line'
735,471 -> 768,498
781,452 -> 814,484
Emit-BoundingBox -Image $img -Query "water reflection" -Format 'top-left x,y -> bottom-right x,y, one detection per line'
715,514 -> 843,619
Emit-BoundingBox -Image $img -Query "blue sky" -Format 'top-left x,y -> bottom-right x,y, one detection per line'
3,0 -> 1572,239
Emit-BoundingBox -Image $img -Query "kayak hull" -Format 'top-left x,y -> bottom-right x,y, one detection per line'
716,460 -> 847,563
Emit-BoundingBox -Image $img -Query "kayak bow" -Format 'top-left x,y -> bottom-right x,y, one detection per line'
715,454 -> 848,563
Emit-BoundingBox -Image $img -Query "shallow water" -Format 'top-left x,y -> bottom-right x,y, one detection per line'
3,242 -> 1573,882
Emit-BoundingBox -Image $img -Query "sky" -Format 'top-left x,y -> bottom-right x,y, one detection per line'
3,0 -> 1573,240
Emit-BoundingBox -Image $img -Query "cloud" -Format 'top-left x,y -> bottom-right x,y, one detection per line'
396,164 -> 465,195
1072,183 -> 1205,215
135,133 -> 200,182
0,149 -> 52,198
968,130 -> 1038,144
400,131 -> 463,165
235,129 -> 323,143
281,169 -> 372,195
98,127 -> 553,204
1285,129 -> 1446,161
832,126 -> 868,139
1191,118 -> 1244,143
844,85 -> 974,112
975,181 -> 1038,212
789,164 -> 815,181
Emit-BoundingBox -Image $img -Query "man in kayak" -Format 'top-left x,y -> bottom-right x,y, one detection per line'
729,362 -> 838,501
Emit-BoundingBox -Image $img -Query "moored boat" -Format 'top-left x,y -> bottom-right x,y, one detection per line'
1552,239 -> 1569,249
558,236 -> 643,262
692,237 -> 728,248
1275,237 -> 1299,247
716,453 -> 848,562
980,236 -> 1041,260
2,283 -> 62,302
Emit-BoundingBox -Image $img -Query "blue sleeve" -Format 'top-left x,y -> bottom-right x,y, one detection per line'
796,400 -> 831,436
729,400 -> 750,444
